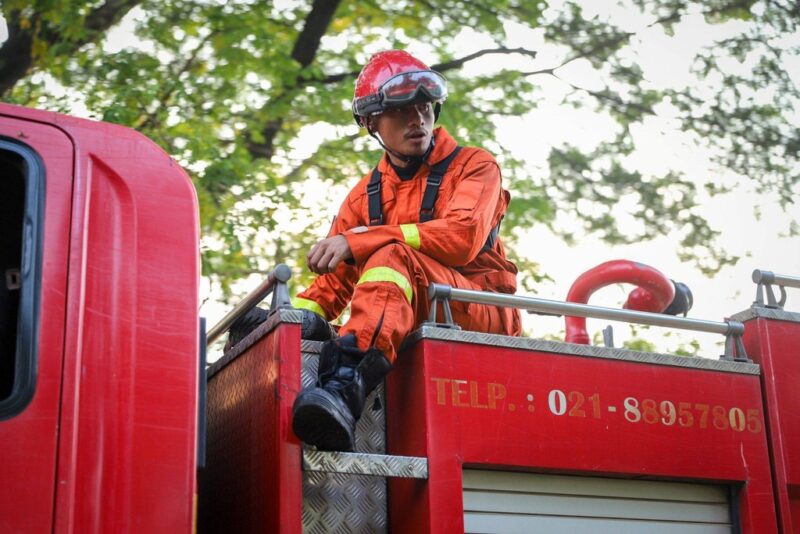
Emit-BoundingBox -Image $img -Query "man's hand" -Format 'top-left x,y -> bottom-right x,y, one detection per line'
307,235 -> 353,274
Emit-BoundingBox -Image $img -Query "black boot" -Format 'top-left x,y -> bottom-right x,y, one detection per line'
292,334 -> 391,451
225,307 -> 334,351
300,310 -> 337,341
225,306 -> 269,351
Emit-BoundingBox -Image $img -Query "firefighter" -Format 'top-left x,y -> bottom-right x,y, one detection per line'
224,50 -> 523,450
287,49 -> 522,451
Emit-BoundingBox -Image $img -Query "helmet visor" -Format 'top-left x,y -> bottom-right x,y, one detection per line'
353,70 -> 448,117
380,70 -> 448,107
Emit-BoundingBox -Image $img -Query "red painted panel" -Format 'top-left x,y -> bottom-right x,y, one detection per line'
387,344 -> 433,533
0,110 -> 73,533
0,103 -> 201,534
389,339 -> 777,533
743,315 -> 800,533
200,324 -> 302,534
52,111 -> 200,534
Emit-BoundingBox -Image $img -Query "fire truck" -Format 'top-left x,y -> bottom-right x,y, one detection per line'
1,102 -> 798,533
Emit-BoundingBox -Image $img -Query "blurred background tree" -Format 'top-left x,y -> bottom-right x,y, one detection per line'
1,0 -> 797,313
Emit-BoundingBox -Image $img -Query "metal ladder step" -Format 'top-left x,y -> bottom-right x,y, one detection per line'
302,450 -> 428,479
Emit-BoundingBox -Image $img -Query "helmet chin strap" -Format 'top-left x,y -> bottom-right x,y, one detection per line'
367,128 -> 434,166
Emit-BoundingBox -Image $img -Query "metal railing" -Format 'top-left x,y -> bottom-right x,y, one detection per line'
425,283 -> 749,362
752,269 -> 800,310
206,264 -> 292,345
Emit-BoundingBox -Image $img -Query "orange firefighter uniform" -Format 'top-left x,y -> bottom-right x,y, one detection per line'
293,127 -> 521,363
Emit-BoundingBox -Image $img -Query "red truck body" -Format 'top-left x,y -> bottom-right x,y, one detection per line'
0,103 -> 199,533
737,307 -> 800,532
1,103 -> 797,532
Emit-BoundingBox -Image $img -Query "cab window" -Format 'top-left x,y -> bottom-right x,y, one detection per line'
0,139 -> 44,419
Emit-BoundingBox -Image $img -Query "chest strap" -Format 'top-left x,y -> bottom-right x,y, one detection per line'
419,146 -> 462,222
365,147 -> 500,254
367,146 -> 462,226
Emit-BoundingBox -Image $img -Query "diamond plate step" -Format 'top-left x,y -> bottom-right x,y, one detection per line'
303,450 -> 428,479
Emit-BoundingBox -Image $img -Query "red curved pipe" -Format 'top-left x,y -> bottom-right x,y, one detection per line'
565,260 -> 675,344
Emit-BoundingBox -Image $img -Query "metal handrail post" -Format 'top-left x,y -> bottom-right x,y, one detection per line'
206,264 -> 292,345
752,269 -> 800,310
752,270 -> 800,289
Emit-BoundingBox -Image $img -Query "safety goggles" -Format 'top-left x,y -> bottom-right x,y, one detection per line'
354,70 -> 448,117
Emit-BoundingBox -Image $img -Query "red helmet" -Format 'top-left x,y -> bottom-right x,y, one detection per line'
352,50 -> 447,127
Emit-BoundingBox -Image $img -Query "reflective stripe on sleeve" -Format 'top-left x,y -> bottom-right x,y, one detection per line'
357,267 -> 413,303
399,223 -> 421,250
291,296 -> 326,318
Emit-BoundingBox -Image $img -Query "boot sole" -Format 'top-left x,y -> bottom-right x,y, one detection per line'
292,389 -> 356,451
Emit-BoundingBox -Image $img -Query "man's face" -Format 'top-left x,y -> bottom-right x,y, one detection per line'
370,102 -> 435,166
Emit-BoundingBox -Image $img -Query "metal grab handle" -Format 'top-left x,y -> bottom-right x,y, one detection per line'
206,264 -> 292,345
425,283 -> 749,362
426,284 -> 460,330
752,269 -> 799,310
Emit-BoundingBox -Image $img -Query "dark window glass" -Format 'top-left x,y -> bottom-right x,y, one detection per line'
0,150 -> 24,400
0,140 -> 45,419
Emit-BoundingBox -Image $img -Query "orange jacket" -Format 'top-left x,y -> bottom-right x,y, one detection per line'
297,127 -> 517,320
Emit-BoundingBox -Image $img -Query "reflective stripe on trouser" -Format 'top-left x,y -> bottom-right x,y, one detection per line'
357,267 -> 413,302
340,243 -> 521,363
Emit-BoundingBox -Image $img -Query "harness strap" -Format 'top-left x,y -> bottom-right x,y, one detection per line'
367,167 -> 383,226
368,146 -> 462,227
419,146 -> 462,223
365,146 -> 500,252
481,222 -> 500,253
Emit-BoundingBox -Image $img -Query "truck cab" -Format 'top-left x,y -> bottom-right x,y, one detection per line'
0,103 -> 199,533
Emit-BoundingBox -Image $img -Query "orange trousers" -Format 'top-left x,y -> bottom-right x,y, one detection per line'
339,243 -> 520,363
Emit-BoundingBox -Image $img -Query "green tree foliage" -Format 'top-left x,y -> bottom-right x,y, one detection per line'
2,0 -> 798,297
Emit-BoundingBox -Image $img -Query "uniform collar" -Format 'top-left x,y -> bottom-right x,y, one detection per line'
425,127 -> 458,165
377,127 -> 457,176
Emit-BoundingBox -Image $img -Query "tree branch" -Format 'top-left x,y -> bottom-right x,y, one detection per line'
134,32 -> 215,131
416,0 -> 505,48
432,47 -> 538,72
314,46 -> 539,86
282,132 -> 360,184
84,0 -> 142,34
0,12 -> 35,96
0,0 -> 141,96
520,0 -> 763,123
541,0 -> 757,79
530,69 -> 656,117
246,0 -> 342,160
290,0 -> 341,67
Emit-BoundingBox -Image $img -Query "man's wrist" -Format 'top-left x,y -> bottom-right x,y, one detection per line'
342,231 -> 364,264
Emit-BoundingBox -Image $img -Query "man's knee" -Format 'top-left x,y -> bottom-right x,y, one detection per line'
358,243 -> 424,303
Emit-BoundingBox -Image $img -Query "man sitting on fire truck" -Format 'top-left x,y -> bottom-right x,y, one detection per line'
231,50 -> 521,451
